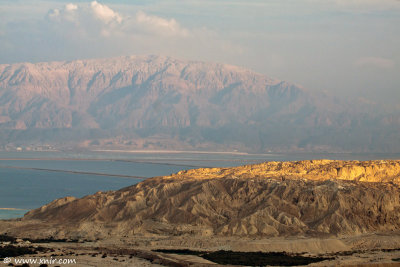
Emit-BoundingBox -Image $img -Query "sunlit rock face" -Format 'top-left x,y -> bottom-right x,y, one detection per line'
172,159 -> 400,183
0,56 -> 399,152
3,160 -> 400,240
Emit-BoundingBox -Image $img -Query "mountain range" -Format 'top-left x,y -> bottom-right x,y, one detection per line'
0,55 -> 398,152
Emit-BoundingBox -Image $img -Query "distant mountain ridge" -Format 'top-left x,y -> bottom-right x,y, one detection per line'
0,55 -> 398,152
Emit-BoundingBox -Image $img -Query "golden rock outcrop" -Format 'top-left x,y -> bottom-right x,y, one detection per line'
172,159 -> 400,183
2,160 -> 400,240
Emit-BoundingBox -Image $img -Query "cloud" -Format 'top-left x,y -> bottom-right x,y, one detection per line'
65,3 -> 78,12
135,11 -> 188,37
0,1 -> 240,65
47,3 -> 79,24
45,2 -> 188,37
90,1 -> 122,24
355,57 -> 395,69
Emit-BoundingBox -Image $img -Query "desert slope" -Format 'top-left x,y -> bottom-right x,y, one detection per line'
2,160 -> 400,240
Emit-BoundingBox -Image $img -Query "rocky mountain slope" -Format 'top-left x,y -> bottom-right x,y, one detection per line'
0,55 -> 398,152
2,160 -> 400,240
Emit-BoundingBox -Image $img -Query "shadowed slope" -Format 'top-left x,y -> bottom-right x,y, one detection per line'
2,160 -> 400,240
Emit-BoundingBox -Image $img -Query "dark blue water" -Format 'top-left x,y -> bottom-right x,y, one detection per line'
0,156 -> 198,219
0,159 -> 194,177
0,168 -> 142,209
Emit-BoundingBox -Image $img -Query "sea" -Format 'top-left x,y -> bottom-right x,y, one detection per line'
1,150 -> 399,219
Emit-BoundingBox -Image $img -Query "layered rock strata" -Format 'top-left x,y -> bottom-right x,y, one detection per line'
2,160 -> 400,240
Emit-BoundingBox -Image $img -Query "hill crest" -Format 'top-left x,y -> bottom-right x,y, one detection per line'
2,159 -> 400,240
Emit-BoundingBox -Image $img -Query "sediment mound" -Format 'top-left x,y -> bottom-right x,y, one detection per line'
2,160 -> 400,240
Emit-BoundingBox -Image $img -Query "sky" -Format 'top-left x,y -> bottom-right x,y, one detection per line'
0,0 -> 399,105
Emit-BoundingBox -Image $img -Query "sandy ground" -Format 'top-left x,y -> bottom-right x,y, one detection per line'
2,233 -> 400,266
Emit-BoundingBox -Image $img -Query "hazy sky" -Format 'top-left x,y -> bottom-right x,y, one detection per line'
0,0 -> 399,104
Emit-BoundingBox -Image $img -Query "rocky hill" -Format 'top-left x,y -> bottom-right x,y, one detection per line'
2,160 -> 400,240
0,55 -> 399,152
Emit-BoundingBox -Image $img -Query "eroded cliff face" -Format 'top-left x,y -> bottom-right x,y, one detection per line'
2,160 -> 400,240
171,159 -> 400,183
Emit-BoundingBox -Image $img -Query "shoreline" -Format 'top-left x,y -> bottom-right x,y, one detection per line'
92,149 -> 252,155
0,208 -> 28,211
